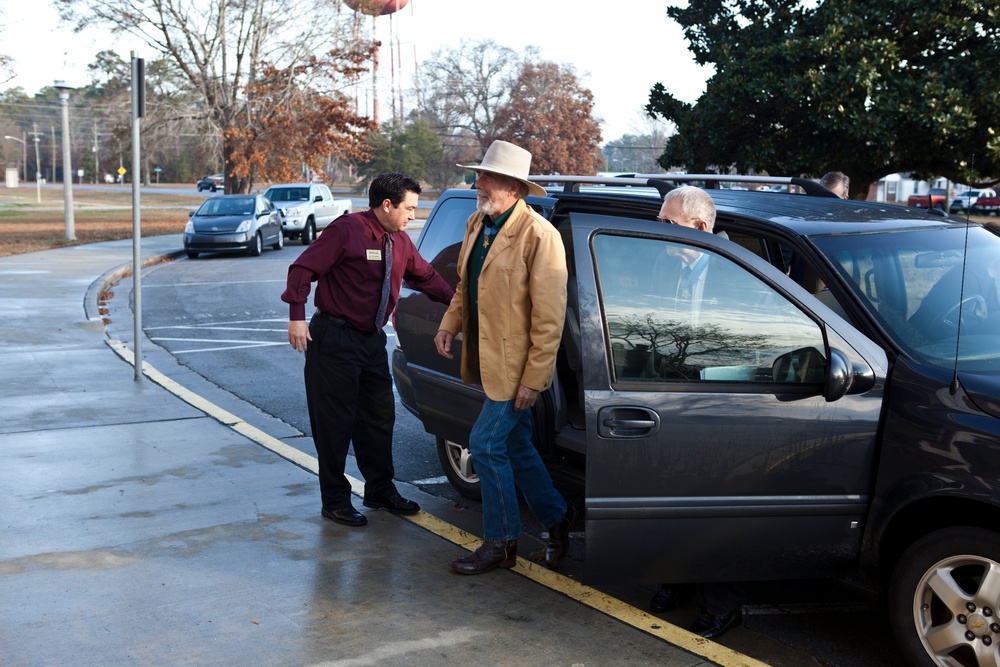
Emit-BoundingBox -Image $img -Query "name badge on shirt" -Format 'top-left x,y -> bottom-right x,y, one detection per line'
366,249 -> 382,261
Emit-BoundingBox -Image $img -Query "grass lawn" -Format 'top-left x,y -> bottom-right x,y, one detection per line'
0,184 -> 194,258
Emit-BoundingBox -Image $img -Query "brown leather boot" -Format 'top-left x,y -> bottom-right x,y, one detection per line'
449,539 -> 518,575
530,505 -> 577,569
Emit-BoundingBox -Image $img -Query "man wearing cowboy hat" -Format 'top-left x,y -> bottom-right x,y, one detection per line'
434,140 -> 574,574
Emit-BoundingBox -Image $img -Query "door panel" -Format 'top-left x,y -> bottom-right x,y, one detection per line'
573,215 -> 886,584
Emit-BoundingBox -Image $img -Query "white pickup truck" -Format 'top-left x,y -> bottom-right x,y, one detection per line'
263,183 -> 352,245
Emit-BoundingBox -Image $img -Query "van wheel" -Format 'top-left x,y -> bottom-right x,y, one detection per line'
436,437 -> 481,500
888,526 -> 1000,667
301,219 -> 316,245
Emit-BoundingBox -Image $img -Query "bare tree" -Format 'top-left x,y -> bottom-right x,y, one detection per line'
421,39 -> 525,147
58,0 -> 362,192
0,8 -> 12,86
85,51 -> 210,185
419,39 -> 538,184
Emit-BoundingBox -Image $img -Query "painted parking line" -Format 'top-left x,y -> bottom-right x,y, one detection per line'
106,337 -> 768,667
149,337 -> 286,354
145,318 -> 289,354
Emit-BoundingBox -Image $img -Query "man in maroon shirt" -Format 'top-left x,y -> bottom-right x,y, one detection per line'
281,172 -> 453,527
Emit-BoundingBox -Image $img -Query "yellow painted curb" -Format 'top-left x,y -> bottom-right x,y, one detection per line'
107,338 -> 768,667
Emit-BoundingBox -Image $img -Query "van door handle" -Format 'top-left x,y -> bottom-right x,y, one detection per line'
597,407 -> 660,438
603,418 -> 656,429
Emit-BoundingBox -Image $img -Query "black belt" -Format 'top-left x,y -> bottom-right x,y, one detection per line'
316,311 -> 351,326
315,311 -> 374,334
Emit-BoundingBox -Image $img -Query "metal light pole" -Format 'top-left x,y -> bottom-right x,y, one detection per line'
130,53 -> 145,381
54,81 -> 76,241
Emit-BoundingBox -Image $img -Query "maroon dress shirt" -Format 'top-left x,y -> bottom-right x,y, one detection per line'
281,208 -> 453,332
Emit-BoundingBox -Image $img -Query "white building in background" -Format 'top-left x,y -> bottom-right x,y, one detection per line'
870,174 -> 955,204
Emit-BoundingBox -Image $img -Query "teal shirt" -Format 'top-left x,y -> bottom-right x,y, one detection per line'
467,204 -> 515,332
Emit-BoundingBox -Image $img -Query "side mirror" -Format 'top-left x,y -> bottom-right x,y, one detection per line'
188,211 -> 195,217
824,348 -> 876,402
314,195 -> 322,202
771,346 -> 825,384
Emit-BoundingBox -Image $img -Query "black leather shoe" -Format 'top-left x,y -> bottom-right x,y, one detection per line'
530,505 -> 577,568
362,492 -> 420,515
688,609 -> 742,639
449,540 -> 518,575
321,506 -> 367,527
649,586 -> 682,613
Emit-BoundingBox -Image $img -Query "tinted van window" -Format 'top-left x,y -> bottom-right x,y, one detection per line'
417,197 -> 478,287
594,233 -> 825,383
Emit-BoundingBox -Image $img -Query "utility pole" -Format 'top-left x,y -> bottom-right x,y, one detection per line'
29,124 -> 42,202
51,126 -> 57,183
93,122 -> 100,184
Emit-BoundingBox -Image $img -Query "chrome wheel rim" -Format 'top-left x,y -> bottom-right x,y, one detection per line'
913,554 -> 1000,667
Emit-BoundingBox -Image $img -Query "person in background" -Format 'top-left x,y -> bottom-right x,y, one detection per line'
434,140 -> 575,575
820,171 -> 850,199
281,172 -> 454,527
648,185 -> 743,640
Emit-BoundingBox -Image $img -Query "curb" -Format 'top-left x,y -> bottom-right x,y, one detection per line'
83,245 -> 187,322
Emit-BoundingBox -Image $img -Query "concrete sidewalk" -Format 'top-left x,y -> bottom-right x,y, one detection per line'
0,235 -> 768,667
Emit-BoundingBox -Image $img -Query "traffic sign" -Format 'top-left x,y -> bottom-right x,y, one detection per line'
118,167 -> 127,175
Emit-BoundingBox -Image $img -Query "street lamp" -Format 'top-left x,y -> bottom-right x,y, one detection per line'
54,81 -> 76,241
4,133 -> 40,202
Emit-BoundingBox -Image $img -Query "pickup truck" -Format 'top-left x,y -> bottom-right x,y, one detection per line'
949,188 -> 996,214
263,183 -> 352,245
392,176 -> 1000,667
972,189 -> 1000,215
196,174 -> 224,192
907,187 -> 948,210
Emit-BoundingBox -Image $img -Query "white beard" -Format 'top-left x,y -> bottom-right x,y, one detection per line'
478,193 -> 505,218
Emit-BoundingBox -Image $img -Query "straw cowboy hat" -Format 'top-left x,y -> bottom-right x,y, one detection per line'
458,140 -> 547,197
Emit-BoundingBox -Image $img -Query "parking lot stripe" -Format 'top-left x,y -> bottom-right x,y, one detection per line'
107,337 -> 767,667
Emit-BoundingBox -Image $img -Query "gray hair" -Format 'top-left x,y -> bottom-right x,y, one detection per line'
664,186 -> 717,230
820,171 -> 849,195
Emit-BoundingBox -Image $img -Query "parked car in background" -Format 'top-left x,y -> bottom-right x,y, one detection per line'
183,194 -> 284,259
950,189 -> 996,214
196,174 -> 224,192
392,175 -> 1000,667
907,187 -> 948,210
263,183 -> 352,245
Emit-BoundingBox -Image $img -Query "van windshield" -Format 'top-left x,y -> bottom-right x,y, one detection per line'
813,225 -> 1000,372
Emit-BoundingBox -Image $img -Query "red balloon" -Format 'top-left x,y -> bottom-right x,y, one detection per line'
344,0 -> 410,15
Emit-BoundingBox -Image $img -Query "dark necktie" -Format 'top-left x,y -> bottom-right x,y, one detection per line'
678,265 -> 693,301
375,234 -> 394,329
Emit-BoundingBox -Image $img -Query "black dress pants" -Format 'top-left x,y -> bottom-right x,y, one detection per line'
304,313 -> 397,510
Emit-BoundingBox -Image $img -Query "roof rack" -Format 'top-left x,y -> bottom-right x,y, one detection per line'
528,174 -> 840,199
529,175 -> 672,198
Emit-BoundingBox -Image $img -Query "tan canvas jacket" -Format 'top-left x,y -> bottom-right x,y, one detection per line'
439,198 -> 568,402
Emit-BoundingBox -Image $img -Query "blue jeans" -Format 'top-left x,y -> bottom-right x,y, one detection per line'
470,397 -> 567,542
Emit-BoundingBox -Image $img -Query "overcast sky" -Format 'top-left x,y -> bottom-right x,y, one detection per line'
3,0 -> 712,142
